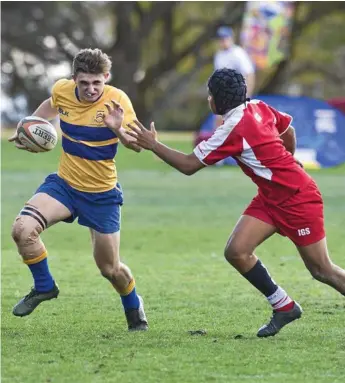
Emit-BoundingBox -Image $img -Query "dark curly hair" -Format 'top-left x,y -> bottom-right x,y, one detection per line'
208,68 -> 247,115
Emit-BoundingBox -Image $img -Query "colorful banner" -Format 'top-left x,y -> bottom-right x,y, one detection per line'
240,1 -> 295,69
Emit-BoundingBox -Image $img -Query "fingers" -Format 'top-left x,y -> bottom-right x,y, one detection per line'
126,130 -> 138,139
133,120 -> 146,131
15,143 -> 36,152
127,123 -> 142,134
129,143 -> 142,153
105,100 -> 124,113
8,133 -> 18,142
111,100 -> 123,112
150,121 -> 157,134
104,103 -> 111,114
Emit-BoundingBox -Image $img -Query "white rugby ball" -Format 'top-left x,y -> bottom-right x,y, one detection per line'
17,116 -> 58,153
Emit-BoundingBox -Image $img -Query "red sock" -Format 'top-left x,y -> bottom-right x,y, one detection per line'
275,300 -> 295,312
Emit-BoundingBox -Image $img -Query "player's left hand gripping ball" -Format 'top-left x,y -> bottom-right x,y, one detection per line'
10,116 -> 58,153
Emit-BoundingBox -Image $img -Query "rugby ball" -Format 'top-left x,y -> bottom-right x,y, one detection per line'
17,116 -> 58,153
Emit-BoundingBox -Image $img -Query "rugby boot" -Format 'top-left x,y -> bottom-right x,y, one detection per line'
257,301 -> 302,338
125,295 -> 148,331
12,283 -> 59,317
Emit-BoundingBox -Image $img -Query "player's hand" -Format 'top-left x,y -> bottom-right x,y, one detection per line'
113,126 -> 142,153
8,130 -> 36,152
127,120 -> 158,150
104,100 -> 124,131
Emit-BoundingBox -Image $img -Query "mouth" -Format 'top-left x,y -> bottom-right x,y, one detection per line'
85,92 -> 97,98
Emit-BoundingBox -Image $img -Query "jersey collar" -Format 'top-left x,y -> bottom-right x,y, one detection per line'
223,103 -> 246,122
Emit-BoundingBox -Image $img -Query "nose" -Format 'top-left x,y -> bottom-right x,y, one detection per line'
86,86 -> 95,94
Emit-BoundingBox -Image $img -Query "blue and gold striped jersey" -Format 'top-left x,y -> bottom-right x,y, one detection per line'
51,79 -> 136,193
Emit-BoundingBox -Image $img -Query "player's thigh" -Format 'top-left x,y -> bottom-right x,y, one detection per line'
13,192 -> 72,234
226,214 -> 277,257
91,229 -> 121,270
296,237 -> 333,276
226,195 -> 277,255
25,192 -> 72,226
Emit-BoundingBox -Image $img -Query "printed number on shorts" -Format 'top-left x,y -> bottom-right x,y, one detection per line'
298,228 -> 310,237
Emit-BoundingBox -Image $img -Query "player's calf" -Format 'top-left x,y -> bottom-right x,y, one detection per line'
297,239 -> 345,295
99,265 -> 148,331
308,263 -> 345,295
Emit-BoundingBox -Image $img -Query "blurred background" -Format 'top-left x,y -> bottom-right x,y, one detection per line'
1,1 -> 345,167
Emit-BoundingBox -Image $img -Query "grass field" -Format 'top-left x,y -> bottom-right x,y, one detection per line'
1,137 -> 345,383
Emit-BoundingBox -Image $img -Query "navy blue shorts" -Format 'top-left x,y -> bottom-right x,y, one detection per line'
36,173 -> 123,234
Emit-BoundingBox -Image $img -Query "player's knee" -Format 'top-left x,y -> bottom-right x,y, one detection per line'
99,264 -> 121,281
11,216 -> 42,247
309,264 -> 333,283
224,239 -> 249,264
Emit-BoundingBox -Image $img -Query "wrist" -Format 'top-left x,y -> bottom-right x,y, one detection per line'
151,140 -> 159,152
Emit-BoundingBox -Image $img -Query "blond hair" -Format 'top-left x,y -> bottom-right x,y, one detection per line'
72,48 -> 112,76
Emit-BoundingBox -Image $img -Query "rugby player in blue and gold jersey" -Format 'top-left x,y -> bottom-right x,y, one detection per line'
8,48 -> 148,331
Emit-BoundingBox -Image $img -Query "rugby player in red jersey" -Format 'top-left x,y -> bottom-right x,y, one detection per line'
106,68 -> 345,337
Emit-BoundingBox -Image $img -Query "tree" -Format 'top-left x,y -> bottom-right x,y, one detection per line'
1,1 -> 246,126
2,1 -> 345,130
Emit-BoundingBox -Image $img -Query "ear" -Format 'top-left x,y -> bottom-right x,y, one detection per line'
104,73 -> 110,81
72,75 -> 77,83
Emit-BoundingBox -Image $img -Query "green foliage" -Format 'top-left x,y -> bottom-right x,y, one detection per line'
2,140 -> 345,382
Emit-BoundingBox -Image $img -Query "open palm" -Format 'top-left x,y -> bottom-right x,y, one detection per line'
104,100 -> 124,130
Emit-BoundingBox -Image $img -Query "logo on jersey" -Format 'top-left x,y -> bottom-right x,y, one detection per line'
58,107 -> 69,117
297,228 -> 310,237
95,110 -> 105,124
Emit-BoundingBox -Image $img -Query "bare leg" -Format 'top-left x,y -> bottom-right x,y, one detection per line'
225,215 -> 302,337
90,229 -> 148,330
224,215 -> 276,273
297,238 -> 345,295
12,192 -> 72,262
90,229 -> 133,292
11,193 -> 72,316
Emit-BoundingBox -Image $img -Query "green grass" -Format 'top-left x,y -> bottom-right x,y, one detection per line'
1,139 -> 345,383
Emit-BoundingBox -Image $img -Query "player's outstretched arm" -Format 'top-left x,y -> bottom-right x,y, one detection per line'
127,121 -> 205,176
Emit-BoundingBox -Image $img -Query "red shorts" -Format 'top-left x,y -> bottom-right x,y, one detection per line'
243,180 -> 325,247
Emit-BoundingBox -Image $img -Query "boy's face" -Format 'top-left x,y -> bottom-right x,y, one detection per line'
73,72 -> 109,102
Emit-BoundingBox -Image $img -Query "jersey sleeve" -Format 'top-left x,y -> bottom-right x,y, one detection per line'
193,119 -> 243,166
268,105 -> 293,135
118,90 -> 137,130
50,79 -> 67,109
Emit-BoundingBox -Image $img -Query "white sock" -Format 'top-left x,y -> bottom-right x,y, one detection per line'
267,286 -> 293,310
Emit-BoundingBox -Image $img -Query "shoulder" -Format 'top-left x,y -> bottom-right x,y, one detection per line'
223,104 -> 247,131
51,79 -> 74,98
103,85 -> 131,102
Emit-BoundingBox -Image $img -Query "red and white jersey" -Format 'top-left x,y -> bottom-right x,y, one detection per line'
194,100 -> 312,204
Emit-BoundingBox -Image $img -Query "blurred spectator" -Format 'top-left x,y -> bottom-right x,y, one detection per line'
214,26 -> 255,97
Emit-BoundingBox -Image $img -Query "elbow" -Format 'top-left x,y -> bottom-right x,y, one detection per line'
182,169 -> 195,176
181,166 -> 198,176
